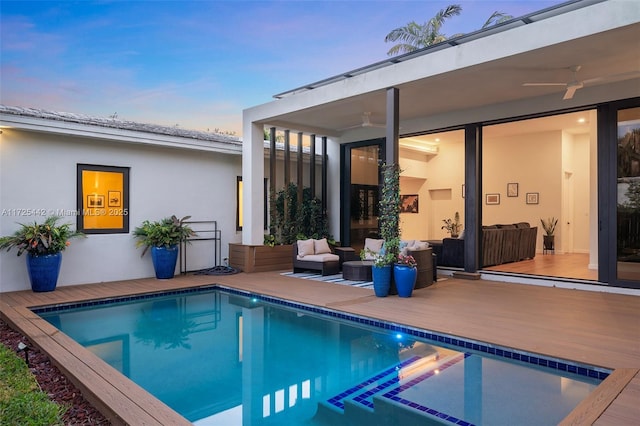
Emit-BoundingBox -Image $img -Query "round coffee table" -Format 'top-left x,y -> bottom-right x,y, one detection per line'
342,260 -> 373,281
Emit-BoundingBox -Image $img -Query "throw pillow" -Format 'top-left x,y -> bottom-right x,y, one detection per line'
364,238 -> 384,254
314,238 -> 332,254
399,240 -> 411,256
297,239 -> 315,257
412,241 -> 429,250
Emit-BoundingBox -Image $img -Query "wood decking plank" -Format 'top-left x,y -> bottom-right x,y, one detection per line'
594,373 -> 640,425
560,368 -> 638,426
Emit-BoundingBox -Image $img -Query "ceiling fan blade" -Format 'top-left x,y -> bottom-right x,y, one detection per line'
338,112 -> 387,131
523,82 -> 567,87
563,82 -> 583,100
582,70 -> 640,85
361,112 -> 386,128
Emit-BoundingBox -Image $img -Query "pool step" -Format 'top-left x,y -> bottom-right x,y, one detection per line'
317,353 -> 470,426
315,356 -> 422,425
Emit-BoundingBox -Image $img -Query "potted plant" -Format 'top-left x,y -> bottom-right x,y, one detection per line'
133,215 -> 196,279
0,216 -> 84,292
442,211 -> 462,238
394,253 -> 418,298
540,217 -> 558,252
361,247 -> 396,297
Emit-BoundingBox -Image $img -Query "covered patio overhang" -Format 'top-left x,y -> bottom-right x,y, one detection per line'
241,0 -> 640,245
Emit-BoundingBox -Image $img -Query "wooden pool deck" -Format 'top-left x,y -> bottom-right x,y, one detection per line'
1,272 -> 638,425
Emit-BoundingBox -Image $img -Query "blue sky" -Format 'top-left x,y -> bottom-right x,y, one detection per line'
1,0 -> 563,135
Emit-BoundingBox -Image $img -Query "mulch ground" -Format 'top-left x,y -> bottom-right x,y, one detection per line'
0,319 -> 110,425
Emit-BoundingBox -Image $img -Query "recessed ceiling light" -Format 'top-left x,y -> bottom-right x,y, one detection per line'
577,118 -> 586,123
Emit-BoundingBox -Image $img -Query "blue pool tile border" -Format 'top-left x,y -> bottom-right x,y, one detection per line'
32,283 -> 610,381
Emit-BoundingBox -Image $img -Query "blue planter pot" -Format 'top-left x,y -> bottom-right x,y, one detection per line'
372,265 -> 392,297
26,253 -> 62,292
151,245 -> 179,279
394,264 -> 417,298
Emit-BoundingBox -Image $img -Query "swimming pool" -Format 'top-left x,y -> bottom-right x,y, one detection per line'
35,286 -> 608,425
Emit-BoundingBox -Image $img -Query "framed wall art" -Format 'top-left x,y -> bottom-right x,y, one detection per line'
507,182 -> 519,197
526,192 -> 539,205
400,194 -> 419,213
486,193 -> 500,205
77,164 -> 130,234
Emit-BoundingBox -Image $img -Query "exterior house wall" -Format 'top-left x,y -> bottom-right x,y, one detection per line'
0,128 -> 242,292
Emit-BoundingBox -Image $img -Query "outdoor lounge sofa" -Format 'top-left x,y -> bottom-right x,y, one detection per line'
293,238 -> 340,276
363,238 -> 435,289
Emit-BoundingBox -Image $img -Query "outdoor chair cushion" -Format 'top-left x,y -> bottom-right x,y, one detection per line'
362,238 -> 384,260
299,253 -> 339,262
314,238 -> 332,254
297,239 -> 315,257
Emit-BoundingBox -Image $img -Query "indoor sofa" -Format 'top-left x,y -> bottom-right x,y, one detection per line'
292,238 -> 340,276
436,222 -> 538,268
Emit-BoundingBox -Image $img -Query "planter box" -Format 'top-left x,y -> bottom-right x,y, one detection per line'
229,243 -> 293,273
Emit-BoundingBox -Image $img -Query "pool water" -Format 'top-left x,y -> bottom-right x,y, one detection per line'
36,288 -> 606,425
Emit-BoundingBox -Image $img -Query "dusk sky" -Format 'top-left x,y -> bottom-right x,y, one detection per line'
1,0 -> 564,135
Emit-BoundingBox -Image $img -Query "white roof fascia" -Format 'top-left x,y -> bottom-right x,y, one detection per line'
245,0 -> 639,122
0,113 -> 243,155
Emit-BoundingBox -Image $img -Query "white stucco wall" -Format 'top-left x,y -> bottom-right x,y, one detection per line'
0,128 -> 242,292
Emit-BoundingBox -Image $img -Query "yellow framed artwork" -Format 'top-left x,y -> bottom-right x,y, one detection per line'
77,164 -> 130,233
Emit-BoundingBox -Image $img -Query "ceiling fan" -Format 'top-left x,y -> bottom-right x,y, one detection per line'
340,112 -> 385,130
523,65 -> 585,100
523,65 -> 640,100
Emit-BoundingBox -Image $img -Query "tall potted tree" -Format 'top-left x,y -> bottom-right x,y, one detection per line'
0,216 -> 84,292
377,163 -> 401,296
133,215 -> 196,279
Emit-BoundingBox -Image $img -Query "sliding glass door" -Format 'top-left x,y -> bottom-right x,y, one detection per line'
341,140 -> 383,252
616,106 -> 640,284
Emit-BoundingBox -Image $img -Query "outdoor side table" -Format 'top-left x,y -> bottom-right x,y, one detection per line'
334,247 -> 358,269
342,260 -> 373,281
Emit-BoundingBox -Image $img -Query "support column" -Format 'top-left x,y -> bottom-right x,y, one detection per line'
241,116 -> 265,245
284,130 -> 291,186
297,132 -> 304,205
284,130 -> 291,222
464,124 -> 481,273
310,134 -> 316,199
322,136 -> 328,216
385,87 -> 399,165
269,127 -> 276,235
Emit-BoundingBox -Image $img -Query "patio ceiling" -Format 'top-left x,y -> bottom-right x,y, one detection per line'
265,22 -> 640,137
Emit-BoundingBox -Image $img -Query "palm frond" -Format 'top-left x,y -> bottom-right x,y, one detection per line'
482,11 -> 514,28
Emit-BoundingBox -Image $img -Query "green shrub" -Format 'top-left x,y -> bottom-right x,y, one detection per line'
0,343 -> 65,425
